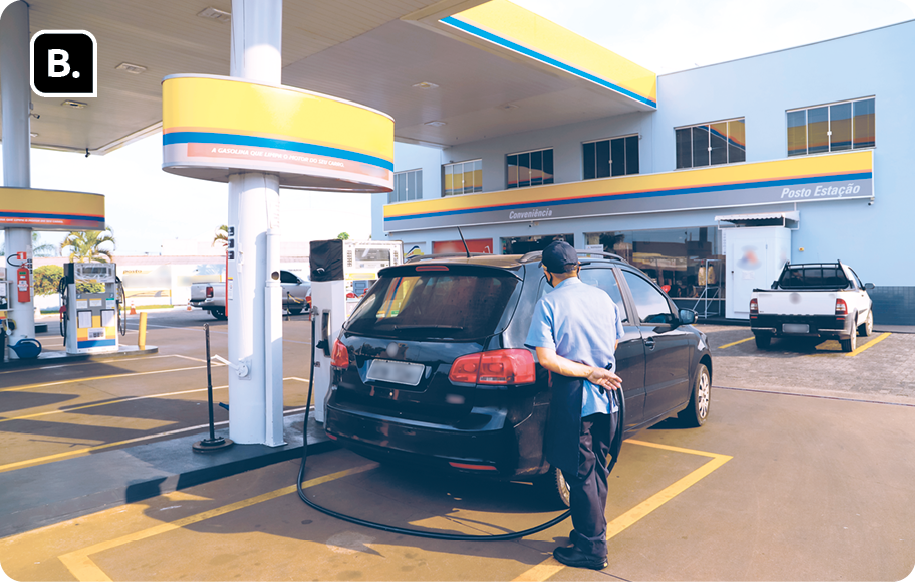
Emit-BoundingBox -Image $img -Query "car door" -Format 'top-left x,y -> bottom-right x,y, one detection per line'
578,267 -> 646,428
620,269 -> 692,423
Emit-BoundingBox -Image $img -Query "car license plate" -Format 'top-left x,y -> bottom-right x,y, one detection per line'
783,323 -> 809,334
366,359 -> 424,386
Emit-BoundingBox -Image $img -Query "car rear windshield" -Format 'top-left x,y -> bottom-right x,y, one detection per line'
344,268 -> 520,340
778,266 -> 850,289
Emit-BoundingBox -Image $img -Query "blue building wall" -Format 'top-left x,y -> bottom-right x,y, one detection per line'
373,20 -> 915,323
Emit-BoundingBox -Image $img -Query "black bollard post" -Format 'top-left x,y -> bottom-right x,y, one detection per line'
193,324 -> 234,453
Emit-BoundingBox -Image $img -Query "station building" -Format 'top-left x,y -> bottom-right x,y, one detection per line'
372,10 -> 914,324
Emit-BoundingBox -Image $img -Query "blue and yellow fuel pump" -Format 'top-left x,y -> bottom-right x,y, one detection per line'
58,263 -> 126,354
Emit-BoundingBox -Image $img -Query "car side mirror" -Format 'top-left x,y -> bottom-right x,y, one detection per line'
864,283 -> 875,290
678,308 -> 697,325
771,281 -> 778,289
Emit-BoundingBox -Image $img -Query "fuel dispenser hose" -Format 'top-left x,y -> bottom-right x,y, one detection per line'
296,320 -> 625,541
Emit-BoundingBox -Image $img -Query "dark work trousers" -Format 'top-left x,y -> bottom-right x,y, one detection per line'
564,411 -> 618,559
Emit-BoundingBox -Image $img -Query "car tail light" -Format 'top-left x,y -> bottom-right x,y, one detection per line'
835,299 -> 848,318
448,462 -> 497,471
749,298 -> 759,316
449,349 -> 535,385
331,339 -> 349,368
206,286 -> 214,299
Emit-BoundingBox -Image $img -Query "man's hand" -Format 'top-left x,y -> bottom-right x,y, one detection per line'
586,367 -> 622,391
535,347 -> 622,390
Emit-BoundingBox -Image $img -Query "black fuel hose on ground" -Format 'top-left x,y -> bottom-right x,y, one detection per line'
296,319 -> 625,541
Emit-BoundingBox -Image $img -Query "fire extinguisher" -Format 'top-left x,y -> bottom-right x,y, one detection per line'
16,266 -> 30,303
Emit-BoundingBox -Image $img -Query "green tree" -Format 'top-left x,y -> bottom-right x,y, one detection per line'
33,265 -> 64,296
61,227 -> 116,263
336,231 -> 350,240
213,224 -> 229,248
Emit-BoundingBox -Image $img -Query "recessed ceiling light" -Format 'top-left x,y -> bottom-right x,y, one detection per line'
197,7 -> 231,23
413,81 -> 440,89
500,104 -> 519,110
61,100 -> 87,109
424,121 -> 447,127
29,132 -> 38,138
115,62 -> 147,74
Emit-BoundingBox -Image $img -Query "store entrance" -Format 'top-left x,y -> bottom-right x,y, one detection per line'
501,234 -> 574,255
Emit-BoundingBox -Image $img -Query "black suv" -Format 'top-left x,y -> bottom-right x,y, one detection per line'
323,251 -> 712,506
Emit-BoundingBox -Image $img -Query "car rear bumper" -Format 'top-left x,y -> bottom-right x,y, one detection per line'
751,314 -> 854,339
323,399 -> 546,479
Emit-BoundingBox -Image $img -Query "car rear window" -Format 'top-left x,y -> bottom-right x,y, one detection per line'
345,268 -> 520,340
778,266 -> 850,289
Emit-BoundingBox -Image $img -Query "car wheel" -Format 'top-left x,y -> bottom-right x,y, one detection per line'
211,307 -> 227,321
534,466 -> 570,510
288,307 -> 303,315
840,319 -> 858,352
678,362 -> 710,427
858,310 -> 873,337
754,333 -> 771,349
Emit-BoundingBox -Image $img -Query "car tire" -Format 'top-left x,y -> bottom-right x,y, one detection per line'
211,307 -> 227,321
754,334 -> 771,349
535,466 -> 571,510
858,310 -> 873,337
841,319 -> 858,352
677,362 -> 710,427
288,307 -> 303,315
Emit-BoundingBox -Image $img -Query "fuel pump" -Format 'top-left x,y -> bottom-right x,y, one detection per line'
308,239 -> 403,422
0,269 -> 10,362
59,263 -> 126,354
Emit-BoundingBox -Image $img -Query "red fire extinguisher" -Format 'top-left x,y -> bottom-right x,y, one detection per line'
16,267 -> 30,302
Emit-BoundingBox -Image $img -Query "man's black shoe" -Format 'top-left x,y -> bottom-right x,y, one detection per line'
553,546 -> 608,570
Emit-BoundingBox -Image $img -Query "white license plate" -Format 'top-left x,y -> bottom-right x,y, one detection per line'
366,359 -> 424,386
783,323 -> 810,334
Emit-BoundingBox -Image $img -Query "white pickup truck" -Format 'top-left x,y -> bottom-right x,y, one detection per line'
749,262 -> 874,352
189,270 -> 311,320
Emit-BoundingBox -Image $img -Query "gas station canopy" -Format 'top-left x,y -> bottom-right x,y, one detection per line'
3,0 -> 656,155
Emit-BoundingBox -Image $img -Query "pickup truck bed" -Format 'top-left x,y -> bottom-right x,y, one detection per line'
189,270 -> 310,320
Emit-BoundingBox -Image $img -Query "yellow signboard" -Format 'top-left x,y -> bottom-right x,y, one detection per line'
162,75 -> 394,193
0,187 -> 105,230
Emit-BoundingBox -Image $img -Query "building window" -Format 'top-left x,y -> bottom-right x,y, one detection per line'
507,148 -> 553,189
787,97 -> 875,157
388,169 -> 422,203
443,160 -> 482,197
676,119 -> 746,169
583,135 -> 639,179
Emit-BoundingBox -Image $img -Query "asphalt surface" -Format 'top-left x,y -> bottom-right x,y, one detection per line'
0,311 -> 913,581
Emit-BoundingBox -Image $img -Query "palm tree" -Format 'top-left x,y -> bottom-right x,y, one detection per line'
213,224 -> 229,248
336,231 -> 350,240
61,227 -> 116,263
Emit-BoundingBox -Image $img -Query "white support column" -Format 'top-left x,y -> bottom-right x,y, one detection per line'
227,0 -> 284,445
1,1 -> 36,352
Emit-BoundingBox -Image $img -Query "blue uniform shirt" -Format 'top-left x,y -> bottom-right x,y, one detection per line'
525,277 -> 625,415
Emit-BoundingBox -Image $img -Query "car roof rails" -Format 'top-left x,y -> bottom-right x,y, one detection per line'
518,249 -> 627,264
405,252 -> 489,263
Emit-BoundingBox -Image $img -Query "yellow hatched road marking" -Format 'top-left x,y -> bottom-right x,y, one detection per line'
57,463 -> 378,582
512,440 -> 732,582
717,336 -> 754,349
0,364 -> 224,393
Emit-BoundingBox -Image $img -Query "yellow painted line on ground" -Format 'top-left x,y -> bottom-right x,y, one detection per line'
0,385 -> 230,423
512,440 -> 732,582
0,400 -> 310,474
846,332 -> 890,357
57,463 -> 378,582
0,354 -> 202,376
0,363 -> 225,393
717,336 -> 754,349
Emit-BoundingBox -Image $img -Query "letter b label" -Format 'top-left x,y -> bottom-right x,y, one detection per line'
31,31 -> 97,97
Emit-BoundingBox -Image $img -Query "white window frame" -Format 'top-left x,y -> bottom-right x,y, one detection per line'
443,159 -> 482,197
387,168 -> 422,204
582,133 -> 639,180
786,96 -> 875,157
675,117 -> 746,169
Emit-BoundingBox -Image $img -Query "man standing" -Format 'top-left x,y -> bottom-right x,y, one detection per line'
525,241 -> 624,571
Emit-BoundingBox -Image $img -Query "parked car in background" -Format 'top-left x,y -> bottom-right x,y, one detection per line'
323,251 -> 713,508
189,270 -> 310,319
750,262 -> 874,352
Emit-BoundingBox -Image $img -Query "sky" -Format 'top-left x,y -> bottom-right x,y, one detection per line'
2,0 -> 914,256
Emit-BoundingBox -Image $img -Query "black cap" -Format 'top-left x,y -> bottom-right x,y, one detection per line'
540,240 -> 579,273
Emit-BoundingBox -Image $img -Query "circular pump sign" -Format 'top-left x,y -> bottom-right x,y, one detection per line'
162,75 -> 394,193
